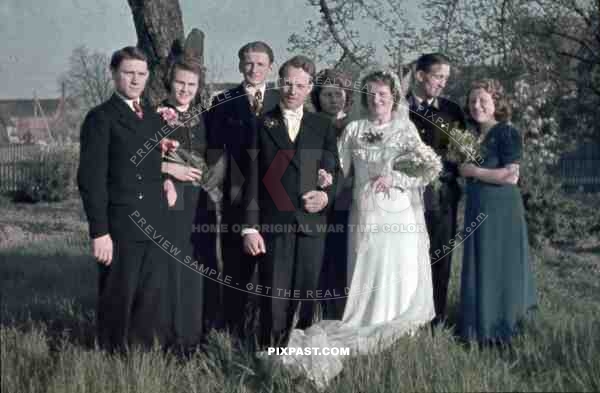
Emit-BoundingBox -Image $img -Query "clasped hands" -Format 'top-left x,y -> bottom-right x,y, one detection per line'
459,163 -> 519,185
244,170 -> 333,256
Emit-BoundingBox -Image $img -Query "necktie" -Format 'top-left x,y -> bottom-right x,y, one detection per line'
283,111 -> 302,142
252,90 -> 263,115
133,100 -> 144,119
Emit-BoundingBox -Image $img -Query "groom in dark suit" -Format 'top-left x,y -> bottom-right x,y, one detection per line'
205,41 -> 280,335
242,55 -> 339,348
78,46 -> 173,351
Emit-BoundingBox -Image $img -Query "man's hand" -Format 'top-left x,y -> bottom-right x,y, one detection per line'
164,162 -> 202,182
163,179 -> 177,207
317,169 -> 333,190
159,138 -> 179,154
92,234 -> 113,266
302,190 -> 328,213
243,232 -> 266,256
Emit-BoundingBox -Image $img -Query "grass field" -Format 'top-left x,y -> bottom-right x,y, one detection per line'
1,196 -> 599,392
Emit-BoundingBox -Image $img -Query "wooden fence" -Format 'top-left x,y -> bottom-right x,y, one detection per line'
559,143 -> 600,192
0,144 -> 78,193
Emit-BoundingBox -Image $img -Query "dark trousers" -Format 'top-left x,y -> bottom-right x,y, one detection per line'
97,240 -> 176,352
424,183 -> 460,321
258,231 -> 326,348
221,231 -> 259,336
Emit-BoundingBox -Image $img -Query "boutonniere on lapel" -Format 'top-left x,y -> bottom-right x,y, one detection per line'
361,130 -> 384,144
156,106 -> 180,127
264,117 -> 281,129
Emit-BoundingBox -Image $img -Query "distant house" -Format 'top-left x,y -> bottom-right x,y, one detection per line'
0,93 -> 67,145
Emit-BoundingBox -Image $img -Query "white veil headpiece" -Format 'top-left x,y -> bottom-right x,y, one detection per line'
358,65 -> 413,126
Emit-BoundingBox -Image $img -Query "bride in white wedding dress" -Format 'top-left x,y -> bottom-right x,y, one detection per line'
264,69 -> 442,388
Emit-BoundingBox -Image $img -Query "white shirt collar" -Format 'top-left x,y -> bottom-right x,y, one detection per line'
280,104 -> 303,119
115,91 -> 141,111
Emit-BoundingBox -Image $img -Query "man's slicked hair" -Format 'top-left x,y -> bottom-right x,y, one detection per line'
415,53 -> 451,73
238,41 -> 274,64
110,46 -> 148,71
278,55 -> 316,82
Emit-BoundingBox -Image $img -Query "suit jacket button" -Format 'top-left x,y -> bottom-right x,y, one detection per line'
137,192 -> 144,200
136,173 -> 143,181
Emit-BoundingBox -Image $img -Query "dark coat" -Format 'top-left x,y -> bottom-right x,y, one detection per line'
78,93 -> 167,241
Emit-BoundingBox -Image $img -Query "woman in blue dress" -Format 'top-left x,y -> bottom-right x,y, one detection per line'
458,79 -> 537,344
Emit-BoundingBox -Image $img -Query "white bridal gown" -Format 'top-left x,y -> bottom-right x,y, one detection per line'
265,110 -> 438,388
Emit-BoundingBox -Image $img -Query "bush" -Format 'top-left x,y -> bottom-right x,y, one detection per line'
13,146 -> 79,203
520,157 -> 599,247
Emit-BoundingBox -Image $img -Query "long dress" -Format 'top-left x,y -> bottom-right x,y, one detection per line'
160,99 -> 219,348
264,112 -> 439,387
458,122 -> 537,343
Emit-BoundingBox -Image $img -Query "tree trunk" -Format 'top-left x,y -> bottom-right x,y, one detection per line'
127,0 -> 185,106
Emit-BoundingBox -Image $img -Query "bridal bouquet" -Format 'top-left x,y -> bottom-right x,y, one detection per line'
447,128 -> 482,164
393,140 -> 443,188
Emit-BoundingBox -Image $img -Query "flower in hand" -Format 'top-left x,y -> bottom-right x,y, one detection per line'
157,106 -> 180,126
317,169 -> 333,190
160,138 -> 180,154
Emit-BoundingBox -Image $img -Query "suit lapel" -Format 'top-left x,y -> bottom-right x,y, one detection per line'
108,93 -> 145,136
262,88 -> 280,114
231,84 -> 254,122
263,106 -> 297,159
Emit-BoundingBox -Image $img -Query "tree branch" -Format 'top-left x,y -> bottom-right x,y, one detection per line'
319,0 -> 366,67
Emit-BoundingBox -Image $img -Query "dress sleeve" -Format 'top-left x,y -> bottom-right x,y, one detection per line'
337,121 -> 355,178
498,124 -> 523,166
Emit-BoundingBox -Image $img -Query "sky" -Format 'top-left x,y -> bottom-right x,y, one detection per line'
0,0 -> 424,99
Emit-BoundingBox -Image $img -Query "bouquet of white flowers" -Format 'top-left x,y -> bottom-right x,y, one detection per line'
393,140 -> 443,188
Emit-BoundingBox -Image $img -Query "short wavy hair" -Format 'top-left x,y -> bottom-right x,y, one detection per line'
110,46 -> 147,71
278,55 -> 316,82
311,68 -> 354,113
165,56 -> 205,93
360,71 -> 402,112
238,41 -> 274,64
465,78 -> 512,122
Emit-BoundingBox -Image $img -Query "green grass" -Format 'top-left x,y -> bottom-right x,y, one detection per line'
1,199 -> 599,392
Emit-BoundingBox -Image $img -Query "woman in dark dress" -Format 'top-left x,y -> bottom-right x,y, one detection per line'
160,58 -> 219,349
457,79 -> 537,344
312,68 -> 354,319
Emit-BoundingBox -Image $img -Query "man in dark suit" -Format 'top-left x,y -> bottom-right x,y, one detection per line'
77,46 -> 173,351
242,55 -> 339,348
406,53 -> 467,325
205,41 -> 280,336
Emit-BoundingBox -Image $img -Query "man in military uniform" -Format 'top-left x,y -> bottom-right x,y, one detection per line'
406,53 -> 467,325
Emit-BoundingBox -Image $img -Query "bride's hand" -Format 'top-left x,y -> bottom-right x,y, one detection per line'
371,175 -> 393,197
